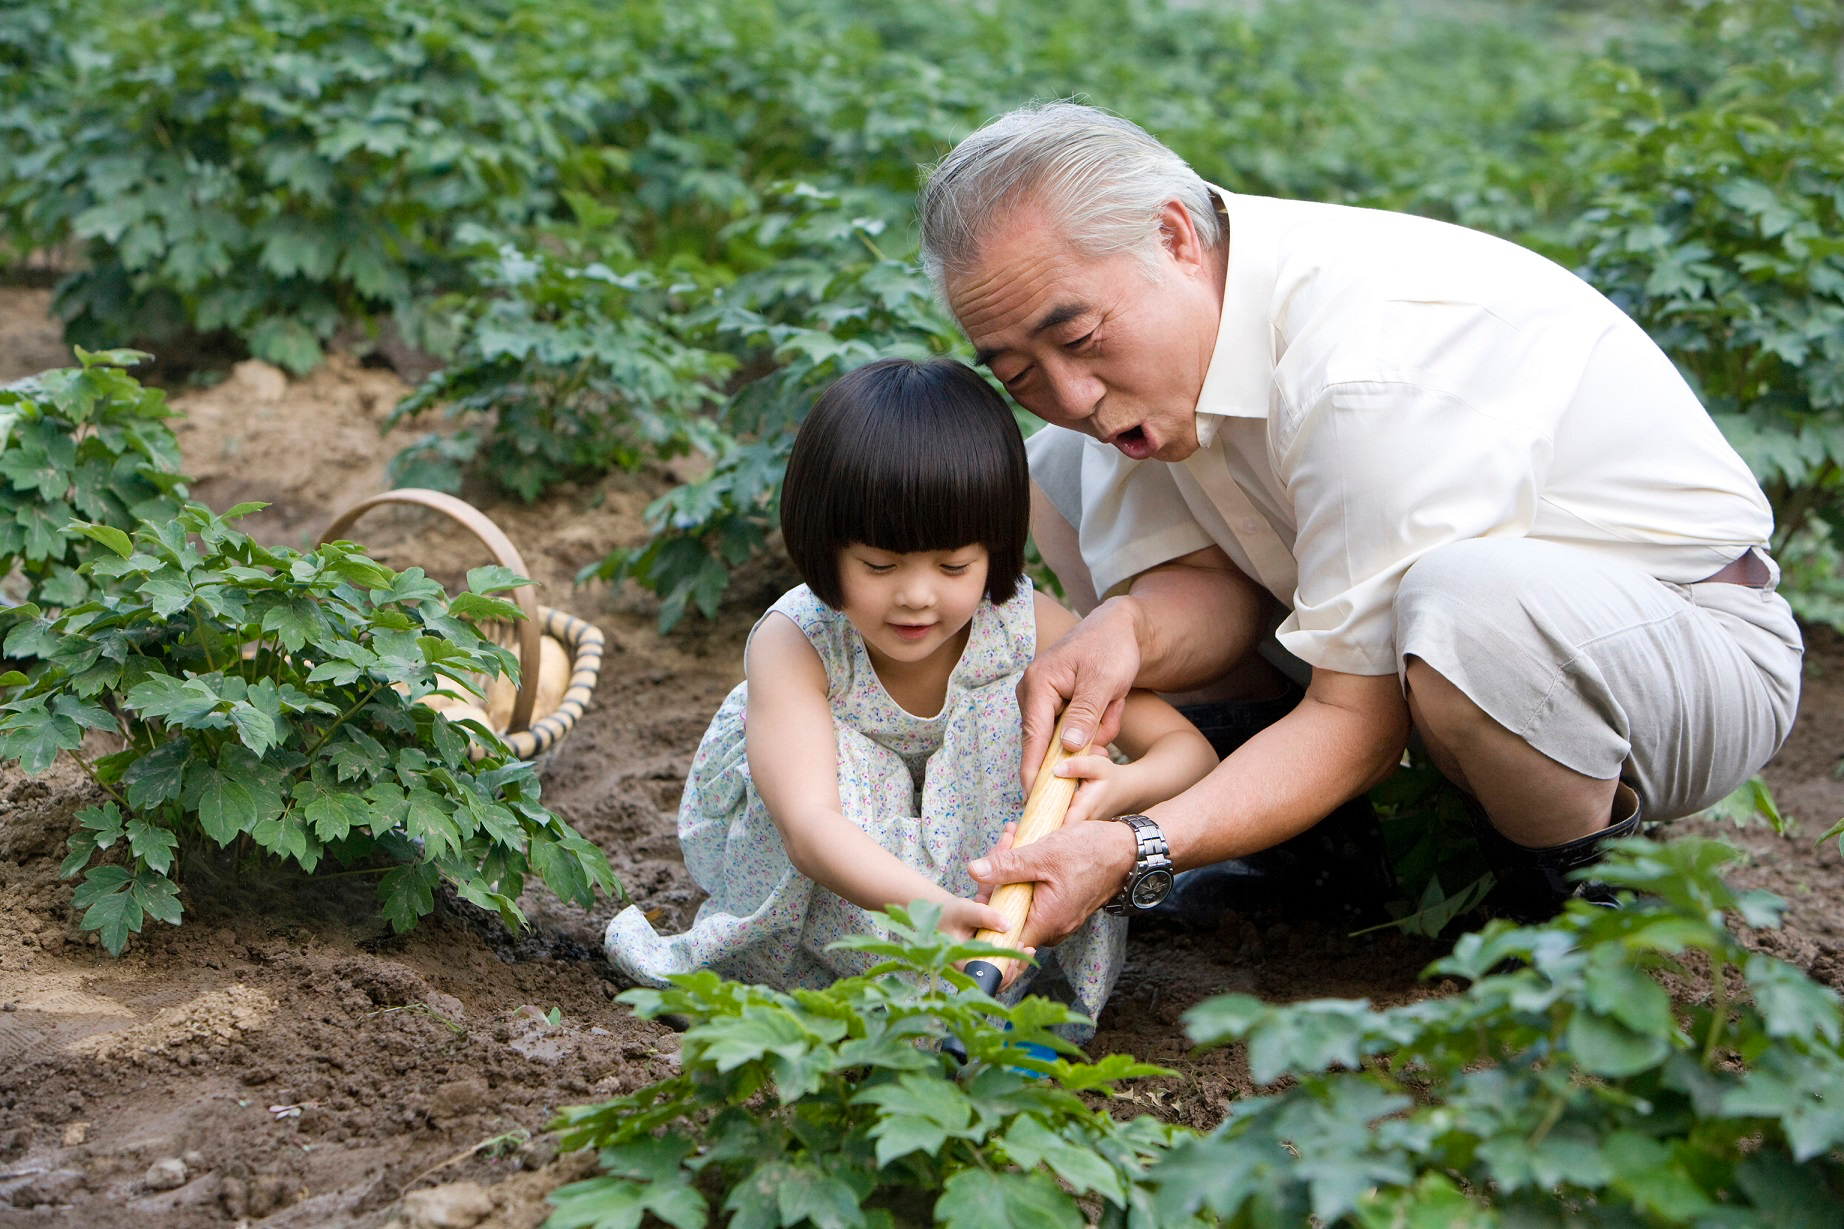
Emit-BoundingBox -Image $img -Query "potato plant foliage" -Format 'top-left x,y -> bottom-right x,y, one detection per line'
8,0 -> 1842,627
0,496 -> 617,952
0,348 -> 188,611
552,843 -> 1844,1228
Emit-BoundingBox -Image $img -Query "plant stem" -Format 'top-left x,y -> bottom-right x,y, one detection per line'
1525,1092 -> 1567,1149
299,682 -> 382,766
192,607 -> 217,673
1702,964 -> 1729,1068
70,751 -> 130,810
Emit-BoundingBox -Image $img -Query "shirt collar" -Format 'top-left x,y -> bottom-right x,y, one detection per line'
1193,185 -> 1278,449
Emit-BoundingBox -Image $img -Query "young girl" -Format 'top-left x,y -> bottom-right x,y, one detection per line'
604,358 -> 1216,1030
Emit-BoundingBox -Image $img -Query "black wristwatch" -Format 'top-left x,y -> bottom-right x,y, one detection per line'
1103,814 -> 1174,914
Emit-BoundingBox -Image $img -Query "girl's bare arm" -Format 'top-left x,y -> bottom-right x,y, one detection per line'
743,614 -> 1006,934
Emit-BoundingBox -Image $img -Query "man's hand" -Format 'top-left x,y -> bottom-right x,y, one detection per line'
1017,597 -> 1141,787
966,819 -> 1136,950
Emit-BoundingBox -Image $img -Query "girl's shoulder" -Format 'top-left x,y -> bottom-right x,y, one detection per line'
764,584 -> 839,637
753,584 -> 854,688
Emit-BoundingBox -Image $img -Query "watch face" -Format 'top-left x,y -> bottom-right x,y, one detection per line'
1131,868 -> 1175,909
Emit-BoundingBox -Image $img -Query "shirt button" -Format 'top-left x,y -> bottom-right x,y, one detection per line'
1241,518 -> 1260,534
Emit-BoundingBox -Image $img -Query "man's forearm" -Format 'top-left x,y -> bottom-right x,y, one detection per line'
1120,556 -> 1270,693
1143,675 -> 1410,872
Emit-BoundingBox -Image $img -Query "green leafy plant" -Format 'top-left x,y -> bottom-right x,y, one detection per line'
386,235 -> 732,502
550,843 -> 1844,1226
0,501 -> 617,953
6,0 -> 595,371
0,348 -> 187,611
1159,838 -> 1844,1226
1567,1 -> 1844,629
548,902 -> 1179,1229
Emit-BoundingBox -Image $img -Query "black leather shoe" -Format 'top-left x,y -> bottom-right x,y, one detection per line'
1147,696 -> 1398,928
1467,785 -> 1644,924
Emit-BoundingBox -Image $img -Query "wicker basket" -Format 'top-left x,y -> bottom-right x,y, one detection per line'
318,489 -> 605,761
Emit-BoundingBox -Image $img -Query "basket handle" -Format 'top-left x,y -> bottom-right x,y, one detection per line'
317,489 -> 543,734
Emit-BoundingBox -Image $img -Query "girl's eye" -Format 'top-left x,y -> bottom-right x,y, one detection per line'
941,564 -> 968,575
863,562 -> 894,574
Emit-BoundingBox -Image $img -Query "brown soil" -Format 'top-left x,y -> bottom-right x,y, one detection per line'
3,288 -> 1842,1225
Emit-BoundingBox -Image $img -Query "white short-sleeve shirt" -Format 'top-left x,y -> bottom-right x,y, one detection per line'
1030,188 -> 1774,676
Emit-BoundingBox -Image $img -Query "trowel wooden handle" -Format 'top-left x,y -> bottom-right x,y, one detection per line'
964,709 -> 1088,990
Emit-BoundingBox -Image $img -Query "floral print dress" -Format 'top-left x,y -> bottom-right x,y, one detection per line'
604,582 -> 1125,1035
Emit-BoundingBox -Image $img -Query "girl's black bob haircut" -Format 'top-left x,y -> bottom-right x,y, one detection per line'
781,357 -> 1030,610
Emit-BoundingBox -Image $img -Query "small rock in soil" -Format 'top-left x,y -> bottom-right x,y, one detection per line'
428,1078 -> 489,1125
144,1158 -> 188,1190
181,1149 -> 206,1171
401,1180 -> 495,1229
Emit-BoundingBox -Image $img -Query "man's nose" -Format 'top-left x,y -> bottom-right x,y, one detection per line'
1044,362 -> 1103,422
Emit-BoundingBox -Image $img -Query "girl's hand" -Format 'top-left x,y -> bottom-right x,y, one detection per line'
937,895 -> 1010,942
1055,753 -> 1136,826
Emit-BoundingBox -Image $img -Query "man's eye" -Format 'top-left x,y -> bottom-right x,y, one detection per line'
1065,331 -> 1095,352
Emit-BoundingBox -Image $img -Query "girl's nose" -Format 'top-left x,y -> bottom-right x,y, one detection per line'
896,574 -> 936,609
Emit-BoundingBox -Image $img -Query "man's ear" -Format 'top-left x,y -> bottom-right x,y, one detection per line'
1156,198 -> 1210,274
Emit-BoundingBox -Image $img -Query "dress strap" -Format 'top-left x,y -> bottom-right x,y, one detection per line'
951,579 -> 1039,689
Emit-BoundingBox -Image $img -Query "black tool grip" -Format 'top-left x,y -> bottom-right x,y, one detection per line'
939,960 -> 1007,1066
962,960 -> 1004,997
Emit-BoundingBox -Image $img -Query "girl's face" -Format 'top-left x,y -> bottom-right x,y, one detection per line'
836,544 -> 991,668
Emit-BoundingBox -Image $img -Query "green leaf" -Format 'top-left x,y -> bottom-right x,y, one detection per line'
122,737 -> 190,810
72,864 -> 182,955
67,521 -> 133,558
548,1175 -> 708,1229
1734,1150 -> 1844,1229
183,754 -> 260,844
0,704 -> 84,775
1566,1008 -> 1671,1078
378,861 -> 439,933
853,1073 -> 974,1166
446,591 -> 526,623
530,832 -> 592,907
295,780 -> 373,844
1001,1117 -> 1127,1205
935,1169 -> 1081,1229
1745,953 -> 1842,1046
125,819 -> 179,875
402,788 -> 460,859
465,565 -> 531,595
724,1161 -> 864,1229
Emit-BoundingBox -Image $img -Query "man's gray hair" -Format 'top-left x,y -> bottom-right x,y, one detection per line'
918,101 -> 1224,292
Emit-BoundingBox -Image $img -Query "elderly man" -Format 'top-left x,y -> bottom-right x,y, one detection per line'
919,102 -> 1803,940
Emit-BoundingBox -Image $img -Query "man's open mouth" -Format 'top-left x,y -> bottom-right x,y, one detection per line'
1110,424 -> 1156,460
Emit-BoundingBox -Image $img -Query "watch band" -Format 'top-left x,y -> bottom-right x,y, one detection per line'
1104,814 -> 1173,915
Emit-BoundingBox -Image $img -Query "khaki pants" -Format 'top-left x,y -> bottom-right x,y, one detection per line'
1394,537 -> 1802,821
